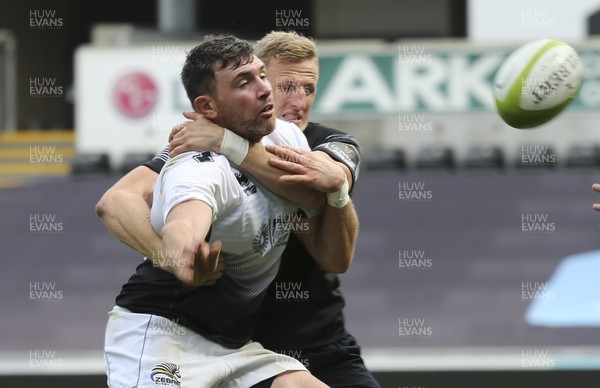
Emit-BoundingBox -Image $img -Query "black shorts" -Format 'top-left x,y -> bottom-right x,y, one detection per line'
252,333 -> 381,388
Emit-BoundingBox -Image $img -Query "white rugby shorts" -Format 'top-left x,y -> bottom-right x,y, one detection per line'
104,306 -> 306,387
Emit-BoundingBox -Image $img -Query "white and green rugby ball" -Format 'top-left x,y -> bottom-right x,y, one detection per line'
492,39 -> 582,129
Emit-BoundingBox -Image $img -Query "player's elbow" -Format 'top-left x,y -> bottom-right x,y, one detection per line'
322,252 -> 353,274
325,261 -> 350,274
95,191 -> 115,220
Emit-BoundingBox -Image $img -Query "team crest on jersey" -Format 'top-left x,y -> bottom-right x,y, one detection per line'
192,151 -> 214,163
150,363 -> 181,387
234,170 -> 257,195
252,219 -> 289,255
270,218 -> 287,246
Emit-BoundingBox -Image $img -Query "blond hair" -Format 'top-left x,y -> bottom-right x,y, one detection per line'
254,31 -> 318,66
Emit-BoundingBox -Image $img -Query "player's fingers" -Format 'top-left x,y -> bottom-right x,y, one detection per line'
182,111 -> 201,120
208,241 -> 222,272
169,144 -> 190,158
270,147 -> 312,168
278,174 -> 312,184
169,124 -> 181,143
593,203 -> 600,211
169,133 -> 185,149
214,259 -> 225,272
207,271 -> 224,282
265,144 -> 302,155
197,268 -> 224,286
593,183 -> 600,192
193,242 -> 214,283
268,157 -> 306,174
178,264 -> 197,286
272,144 -> 304,152
199,270 -> 223,286
265,144 -> 302,159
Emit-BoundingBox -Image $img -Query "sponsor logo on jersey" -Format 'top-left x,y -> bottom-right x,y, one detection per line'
315,141 -> 359,179
234,170 -> 257,195
151,363 -> 181,387
192,151 -> 214,163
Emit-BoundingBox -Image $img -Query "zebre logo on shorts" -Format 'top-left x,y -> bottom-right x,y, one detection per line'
151,363 -> 181,387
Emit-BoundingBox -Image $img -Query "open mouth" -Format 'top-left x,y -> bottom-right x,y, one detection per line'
260,103 -> 274,117
281,113 -> 302,124
282,113 -> 299,120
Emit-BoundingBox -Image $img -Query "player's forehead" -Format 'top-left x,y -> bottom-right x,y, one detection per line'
268,58 -> 319,84
216,55 -> 265,81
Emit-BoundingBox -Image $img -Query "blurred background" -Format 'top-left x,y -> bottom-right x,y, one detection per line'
2,0 -> 600,387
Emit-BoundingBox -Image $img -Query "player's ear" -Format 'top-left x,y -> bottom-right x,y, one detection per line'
193,95 -> 217,119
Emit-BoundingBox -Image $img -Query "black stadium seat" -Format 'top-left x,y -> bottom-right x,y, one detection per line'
70,153 -> 111,175
120,152 -> 156,174
365,148 -> 406,170
415,145 -> 455,169
565,145 -> 600,168
464,145 -> 504,169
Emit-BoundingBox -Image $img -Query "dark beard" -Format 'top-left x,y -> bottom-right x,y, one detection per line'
244,120 -> 275,142
222,115 -> 275,142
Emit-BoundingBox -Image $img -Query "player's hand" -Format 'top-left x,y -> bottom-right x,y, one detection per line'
169,112 -> 225,157
193,240 -> 224,286
160,236 -> 223,287
265,144 -> 346,193
592,184 -> 600,212
174,240 -> 223,287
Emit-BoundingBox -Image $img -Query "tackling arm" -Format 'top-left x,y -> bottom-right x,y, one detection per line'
266,145 -> 359,273
169,111 -> 326,208
95,165 -> 164,260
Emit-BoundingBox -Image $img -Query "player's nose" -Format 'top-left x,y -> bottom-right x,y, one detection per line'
257,77 -> 272,100
290,89 -> 308,110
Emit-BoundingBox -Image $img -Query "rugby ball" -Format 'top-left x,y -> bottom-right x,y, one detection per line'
492,39 -> 582,129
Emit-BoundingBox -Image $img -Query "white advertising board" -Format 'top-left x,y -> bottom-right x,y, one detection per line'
75,44 -> 194,168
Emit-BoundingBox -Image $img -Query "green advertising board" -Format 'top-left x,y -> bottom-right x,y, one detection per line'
313,43 -> 600,115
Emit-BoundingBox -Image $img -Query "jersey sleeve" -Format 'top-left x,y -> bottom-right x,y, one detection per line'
313,140 -> 361,186
305,123 -> 362,189
142,145 -> 170,173
153,152 -> 233,230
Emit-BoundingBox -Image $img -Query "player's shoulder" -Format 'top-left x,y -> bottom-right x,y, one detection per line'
162,150 -> 228,177
305,121 -> 347,136
304,121 -> 359,148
